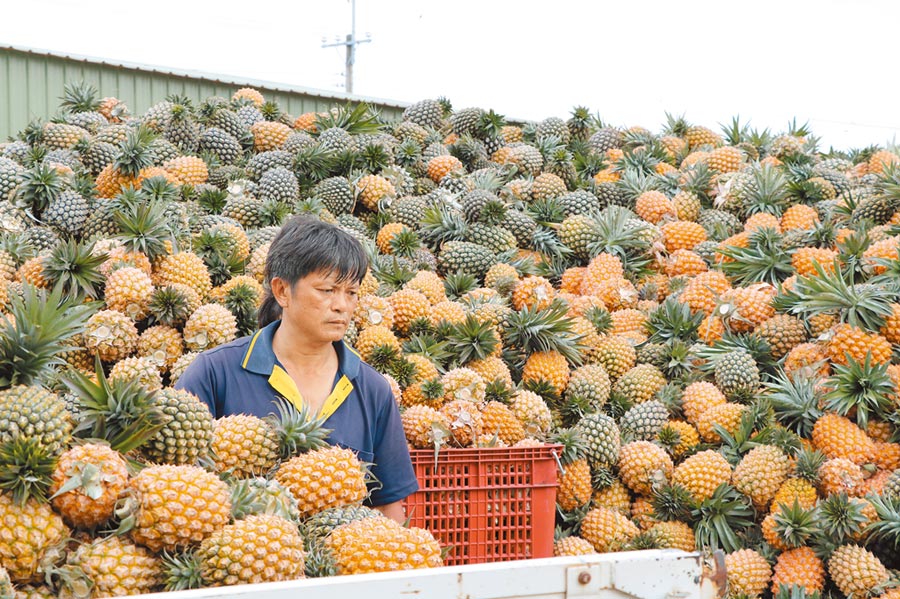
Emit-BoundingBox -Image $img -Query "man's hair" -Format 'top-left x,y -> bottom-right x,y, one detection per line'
257,216 -> 368,328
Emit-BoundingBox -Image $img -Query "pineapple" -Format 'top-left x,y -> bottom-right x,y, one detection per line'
125,464 -> 232,553
771,547 -> 825,595
554,535 -> 596,556
83,309 -> 139,362
323,517 -> 442,574
183,304 -> 238,352
672,449 -> 733,502
0,454 -> 69,581
575,413 -> 621,470
141,388 -> 214,465
104,266 -> 154,321
725,549 -> 772,599
195,514 -> 305,586
95,126 -> 157,198
65,535 -> 163,596
613,364 -> 667,405
554,429 -> 593,512
402,405 -> 450,449
480,401 -> 526,445
48,443 -> 128,530
580,507 -> 640,553
274,446 -> 368,518
617,440 -> 673,495
440,399 -> 483,447
732,444 -> 790,510
211,414 -> 280,477
828,544 -> 890,598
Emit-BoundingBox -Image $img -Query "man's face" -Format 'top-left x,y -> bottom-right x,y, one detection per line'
278,269 -> 360,343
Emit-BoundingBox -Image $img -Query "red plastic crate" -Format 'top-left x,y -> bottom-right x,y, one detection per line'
405,445 -> 560,566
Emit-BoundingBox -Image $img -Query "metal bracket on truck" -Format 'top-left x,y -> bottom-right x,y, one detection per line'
134,549 -> 725,599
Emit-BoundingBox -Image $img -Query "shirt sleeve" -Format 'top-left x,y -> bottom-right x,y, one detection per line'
173,352 -> 220,418
367,381 -> 419,506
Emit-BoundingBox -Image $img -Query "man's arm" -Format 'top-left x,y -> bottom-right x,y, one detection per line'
376,500 -> 406,524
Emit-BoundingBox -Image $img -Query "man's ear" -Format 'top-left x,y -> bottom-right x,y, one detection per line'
270,277 -> 291,308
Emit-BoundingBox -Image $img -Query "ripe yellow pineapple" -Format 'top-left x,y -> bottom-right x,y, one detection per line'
353,324 -> 401,363
648,521 -> 696,552
554,536 -> 595,556
660,220 -> 707,252
695,402 -> 746,443
83,309 -> 139,362
401,405 -> 450,449
510,389 -> 552,436
250,121 -> 292,152
0,492 -> 69,583
672,450 -> 733,502
49,443 -> 129,530
467,356 -> 513,388
593,478 -> 632,515
580,507 -> 640,553
355,174 -> 395,210
65,535 -> 163,596
152,251 -> 213,300
324,517 -> 442,573
828,544 -> 889,598
137,324 -> 184,373
127,464 -> 232,553
405,270 -> 447,305
617,440 -> 673,495
388,288 -> 430,335
480,401 -> 526,445
211,414 -> 280,478
772,477 -> 818,511
183,304 -> 238,351
354,294 -> 395,330
725,549 -> 771,598
441,367 -> 487,404
771,546 -> 825,595
163,156 -> 209,185
818,457 -> 865,497
811,412 -> 876,465
274,446 -> 368,518
522,350 -> 570,396
440,399 -> 483,447
827,323 -> 892,366
512,275 -> 556,311
732,444 -> 791,510
198,514 -> 305,586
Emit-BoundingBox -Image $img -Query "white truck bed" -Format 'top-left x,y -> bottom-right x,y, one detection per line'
135,550 -> 723,599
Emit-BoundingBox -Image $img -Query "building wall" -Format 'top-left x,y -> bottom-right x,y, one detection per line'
0,45 -> 408,140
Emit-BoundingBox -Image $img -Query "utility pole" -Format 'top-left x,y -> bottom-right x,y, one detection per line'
321,0 -> 371,94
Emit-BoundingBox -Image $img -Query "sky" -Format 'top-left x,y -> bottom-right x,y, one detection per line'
2,0 -> 899,152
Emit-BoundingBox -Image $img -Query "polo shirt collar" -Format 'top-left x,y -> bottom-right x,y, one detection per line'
241,320 -> 361,379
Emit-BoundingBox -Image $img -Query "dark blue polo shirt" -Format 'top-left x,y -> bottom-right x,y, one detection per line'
174,320 -> 418,506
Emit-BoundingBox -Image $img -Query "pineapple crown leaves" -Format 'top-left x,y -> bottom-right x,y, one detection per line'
690,483 -> 757,553
712,331 -> 775,375
114,125 -> 157,177
739,163 -> 790,217
645,298 -> 703,344
864,493 -> 900,551
60,80 -> 100,113
292,143 -> 337,183
662,112 -> 690,138
228,478 -> 301,524
792,447 -> 826,484
314,102 -> 382,136
62,357 -> 166,455
161,549 -> 204,592
43,238 -> 108,303
148,285 -> 194,328
114,195 -> 178,262
401,334 -> 452,372
812,493 -> 868,549
718,227 -> 793,286
267,400 -> 332,460
822,353 -> 896,429
472,109 -> 506,141
651,481 -> 697,523
713,399 -> 776,465
772,259 -> 898,331
502,299 -> 585,365
0,435 -> 58,505
445,314 -> 500,367
771,498 -> 821,549
13,160 -> 67,215
765,369 -> 824,438
0,284 -> 96,389
586,206 -> 655,269
719,115 -> 750,146
773,584 -> 822,599
420,203 -> 469,249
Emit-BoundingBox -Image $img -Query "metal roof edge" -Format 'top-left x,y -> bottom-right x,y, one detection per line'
0,43 -> 411,110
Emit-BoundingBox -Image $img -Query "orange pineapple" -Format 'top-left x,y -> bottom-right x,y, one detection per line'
780,204 -> 820,231
634,191 -> 675,224
672,449 -> 732,502
771,546 -> 825,594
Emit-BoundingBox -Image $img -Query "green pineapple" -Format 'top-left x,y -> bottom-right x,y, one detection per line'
437,241 -> 496,279
574,413 -> 620,470
619,399 -> 669,442
163,102 -> 199,153
402,99 -> 445,129
257,166 -> 298,202
713,349 -> 760,401
42,238 -> 106,302
199,127 -> 243,165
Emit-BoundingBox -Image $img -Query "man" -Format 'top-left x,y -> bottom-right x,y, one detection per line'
176,216 -> 417,522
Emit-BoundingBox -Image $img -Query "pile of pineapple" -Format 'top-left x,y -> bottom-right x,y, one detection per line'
3,80 -> 900,598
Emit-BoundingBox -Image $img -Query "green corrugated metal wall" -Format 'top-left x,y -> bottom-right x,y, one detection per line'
0,45 -> 408,140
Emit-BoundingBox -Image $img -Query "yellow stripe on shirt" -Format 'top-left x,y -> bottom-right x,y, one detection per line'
268,367 -> 354,420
